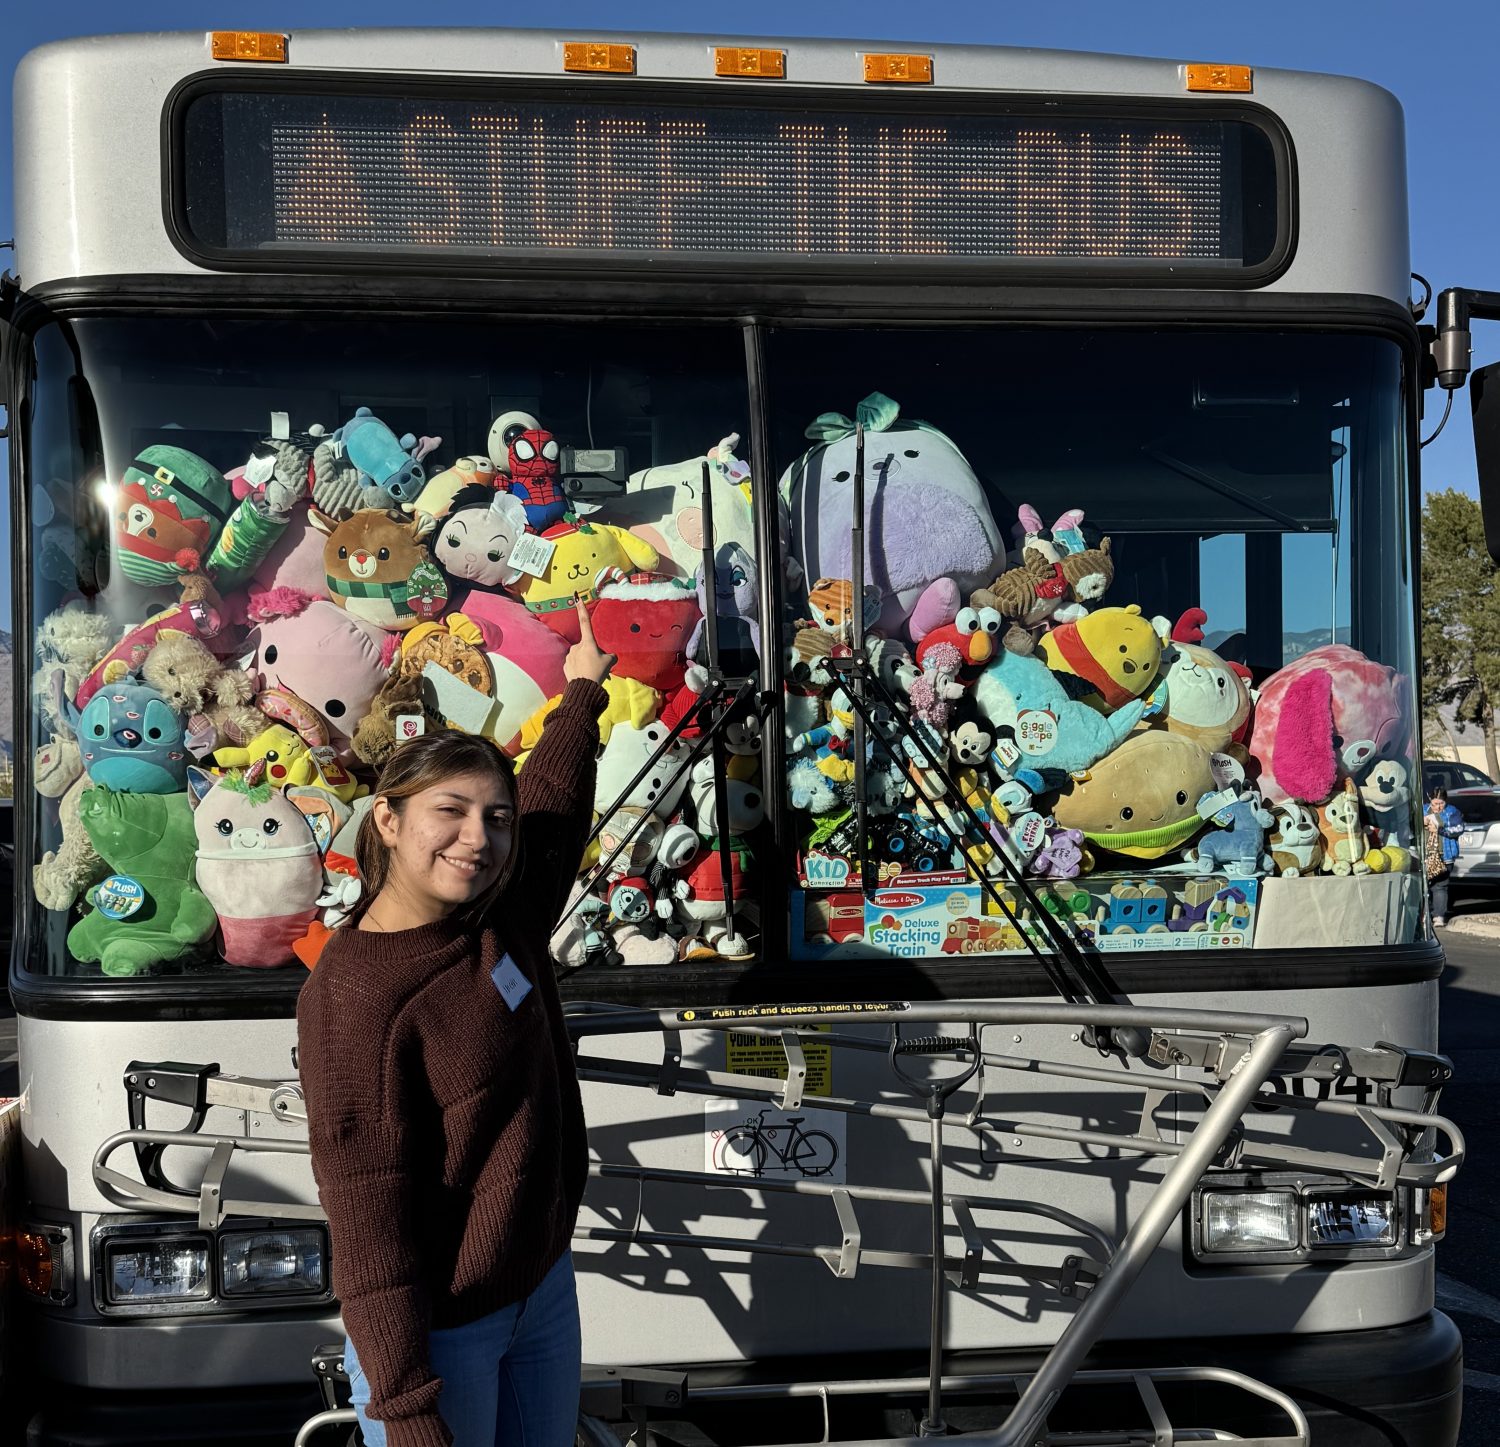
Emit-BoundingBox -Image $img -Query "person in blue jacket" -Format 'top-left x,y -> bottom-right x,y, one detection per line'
1424,786 -> 1465,928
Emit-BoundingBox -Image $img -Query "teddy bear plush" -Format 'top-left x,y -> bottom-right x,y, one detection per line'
352,671 -> 442,769
138,630 -> 265,756
32,734 -> 107,911
32,602 -> 115,729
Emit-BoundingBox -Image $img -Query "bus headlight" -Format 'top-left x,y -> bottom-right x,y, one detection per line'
103,1235 -> 212,1304
1201,1189 -> 1300,1253
219,1228 -> 326,1298
1307,1191 -> 1397,1248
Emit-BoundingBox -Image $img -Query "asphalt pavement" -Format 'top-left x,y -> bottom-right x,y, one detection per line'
1434,899 -> 1500,1444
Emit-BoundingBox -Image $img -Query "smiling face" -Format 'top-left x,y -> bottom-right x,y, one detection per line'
375,770 -> 517,914
590,581 -> 702,691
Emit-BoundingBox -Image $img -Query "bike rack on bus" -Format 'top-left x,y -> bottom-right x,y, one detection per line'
94,998 -> 1462,1445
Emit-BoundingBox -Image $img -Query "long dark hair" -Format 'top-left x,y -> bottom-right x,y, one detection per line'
354,729 -> 520,925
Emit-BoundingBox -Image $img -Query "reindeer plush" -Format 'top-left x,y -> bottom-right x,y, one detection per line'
310,507 -> 444,633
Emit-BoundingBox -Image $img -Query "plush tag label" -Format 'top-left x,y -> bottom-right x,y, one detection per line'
1015,709 -> 1059,757
993,737 -> 1022,770
95,875 -> 146,920
270,411 -> 290,440
405,561 -> 449,621
490,953 -> 533,1011
508,531 -> 558,579
395,714 -> 426,742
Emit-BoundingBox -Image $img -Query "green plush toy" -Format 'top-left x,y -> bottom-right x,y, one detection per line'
67,786 -> 218,978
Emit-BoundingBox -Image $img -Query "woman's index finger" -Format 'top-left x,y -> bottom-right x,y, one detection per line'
574,594 -> 596,640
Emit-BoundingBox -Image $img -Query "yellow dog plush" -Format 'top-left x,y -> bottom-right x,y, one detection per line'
517,519 -> 659,643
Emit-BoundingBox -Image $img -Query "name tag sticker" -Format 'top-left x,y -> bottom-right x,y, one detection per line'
490,954 -> 533,1011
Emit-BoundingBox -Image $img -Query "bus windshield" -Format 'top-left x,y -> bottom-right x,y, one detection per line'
19,316 -> 1418,985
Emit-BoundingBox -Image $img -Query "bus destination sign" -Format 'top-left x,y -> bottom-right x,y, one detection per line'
180,87 -> 1280,273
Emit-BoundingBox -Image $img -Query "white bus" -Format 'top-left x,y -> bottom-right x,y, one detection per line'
2,27 -> 1469,1446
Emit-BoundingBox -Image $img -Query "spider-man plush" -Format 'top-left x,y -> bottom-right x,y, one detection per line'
504,428 -> 567,530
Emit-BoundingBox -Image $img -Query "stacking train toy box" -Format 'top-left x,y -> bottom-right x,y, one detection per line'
791,869 -> 1257,960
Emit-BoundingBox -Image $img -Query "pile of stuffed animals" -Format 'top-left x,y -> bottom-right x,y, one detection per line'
776,392 -> 1418,921
31,386 -> 1418,977
33,408 -> 765,975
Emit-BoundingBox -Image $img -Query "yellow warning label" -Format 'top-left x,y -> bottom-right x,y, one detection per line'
726,1025 -> 833,1098
678,1001 -> 907,1023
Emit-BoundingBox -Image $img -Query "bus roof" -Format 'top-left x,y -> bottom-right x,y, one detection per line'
12,28 -> 1409,302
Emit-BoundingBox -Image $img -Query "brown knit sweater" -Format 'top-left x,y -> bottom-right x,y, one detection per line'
297,678 -> 607,1447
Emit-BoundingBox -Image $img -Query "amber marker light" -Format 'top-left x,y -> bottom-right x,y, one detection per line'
862,53 -> 934,84
1184,63 -> 1253,93
714,47 -> 786,78
16,1230 -> 54,1298
563,42 -> 636,74
209,31 -> 288,62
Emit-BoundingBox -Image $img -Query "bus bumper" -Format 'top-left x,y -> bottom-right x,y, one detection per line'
22,1311 -> 1463,1447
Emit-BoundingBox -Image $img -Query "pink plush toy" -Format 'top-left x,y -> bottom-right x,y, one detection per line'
188,763 -> 323,968
1248,644 -> 1410,805
245,589 -> 392,762
907,641 -> 965,731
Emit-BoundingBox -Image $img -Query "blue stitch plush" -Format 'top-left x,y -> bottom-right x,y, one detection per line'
332,407 -> 437,504
56,671 -> 188,794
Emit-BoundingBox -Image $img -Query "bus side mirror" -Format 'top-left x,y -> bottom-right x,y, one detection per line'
1470,360 -> 1500,563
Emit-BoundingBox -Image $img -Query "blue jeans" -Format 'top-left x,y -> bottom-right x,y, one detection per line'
345,1252 -> 581,1447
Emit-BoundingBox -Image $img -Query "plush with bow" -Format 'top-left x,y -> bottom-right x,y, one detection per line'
781,393 -> 1005,634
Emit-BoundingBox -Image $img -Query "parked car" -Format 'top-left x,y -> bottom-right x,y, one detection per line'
1445,788 -> 1500,888
1423,759 -> 1498,794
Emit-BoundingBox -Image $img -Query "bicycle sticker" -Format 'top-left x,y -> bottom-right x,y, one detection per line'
704,1098 -> 847,1185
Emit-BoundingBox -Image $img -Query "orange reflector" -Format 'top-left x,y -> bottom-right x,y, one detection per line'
714,47 -> 786,79
1429,1184 -> 1448,1237
863,53 -> 933,84
1184,62 -> 1252,93
209,31 -> 287,63
563,42 -> 636,75
16,1231 -> 54,1298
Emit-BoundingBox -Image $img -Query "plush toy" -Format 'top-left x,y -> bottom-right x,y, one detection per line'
1317,780 -> 1373,875
400,615 -> 496,699
429,485 -> 530,593
331,407 -> 439,505
1192,786 -> 1275,877
188,764 -> 323,967
33,602 -> 114,725
285,784 -> 354,857
1012,503 -> 1087,565
805,577 -> 881,641
672,839 -> 756,960
781,393 -> 1005,634
1037,606 -> 1167,712
1359,756 -> 1413,847
1052,731 -> 1216,860
907,642 -> 966,732
590,571 -> 702,692
412,592 -> 570,754
519,676 -> 661,753
214,722 -> 360,801
68,787 -> 218,977
515,518 -> 660,643
1268,800 -> 1325,876
973,650 -> 1147,780
615,434 -> 761,580
311,507 -> 446,633
971,537 -> 1114,655
138,630 -> 264,756
1248,645 -> 1410,805
57,673 -> 189,794
246,591 -> 392,761
789,690 -> 857,807
594,720 -> 694,819
501,427 -> 567,530
76,600 -> 225,711
1155,637 -> 1253,755
115,443 -> 299,597
683,755 -> 767,839
913,604 -> 1001,684
949,721 -> 992,768
33,734 -> 107,911
866,633 -> 921,698
688,543 -> 760,675
1029,824 -> 1089,880
407,455 -> 497,522
488,410 -> 543,475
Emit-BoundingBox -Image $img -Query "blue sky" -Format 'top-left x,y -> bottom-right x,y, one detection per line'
3,0 -> 1498,637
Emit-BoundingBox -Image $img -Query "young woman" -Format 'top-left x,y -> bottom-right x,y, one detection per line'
298,598 -> 614,1447
1424,785 -> 1465,928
